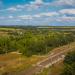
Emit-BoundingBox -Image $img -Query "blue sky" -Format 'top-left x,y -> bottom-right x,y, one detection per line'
0,0 -> 75,26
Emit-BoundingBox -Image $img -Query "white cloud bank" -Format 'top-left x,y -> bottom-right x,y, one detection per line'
50,0 -> 75,6
6,7 -> 17,11
59,9 -> 75,15
18,12 -> 59,19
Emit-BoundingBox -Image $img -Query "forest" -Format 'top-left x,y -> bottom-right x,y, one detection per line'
0,27 -> 75,57
60,51 -> 75,75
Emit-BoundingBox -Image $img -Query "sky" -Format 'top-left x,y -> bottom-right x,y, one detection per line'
0,0 -> 75,26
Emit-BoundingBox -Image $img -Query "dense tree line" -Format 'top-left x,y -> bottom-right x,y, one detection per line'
0,29 -> 75,56
60,51 -> 75,75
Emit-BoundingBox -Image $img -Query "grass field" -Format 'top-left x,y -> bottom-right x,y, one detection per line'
0,52 -> 45,75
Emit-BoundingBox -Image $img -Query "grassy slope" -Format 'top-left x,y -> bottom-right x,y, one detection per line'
0,52 -> 45,75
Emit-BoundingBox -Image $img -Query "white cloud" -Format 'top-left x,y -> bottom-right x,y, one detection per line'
34,12 -> 59,18
15,4 -> 40,11
39,12 -> 59,16
24,0 -> 50,11
30,0 -> 43,4
19,15 -> 33,19
16,0 -> 75,12
49,0 -> 75,6
62,17 -> 75,21
6,7 -> 17,11
56,16 -> 75,22
16,5 -> 24,8
0,15 -> 14,20
57,0 -> 74,5
59,9 -> 75,15
8,16 -> 14,19
33,15 -> 41,18
18,12 -> 59,20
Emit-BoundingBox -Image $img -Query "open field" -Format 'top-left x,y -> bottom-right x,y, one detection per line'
0,52 -> 45,75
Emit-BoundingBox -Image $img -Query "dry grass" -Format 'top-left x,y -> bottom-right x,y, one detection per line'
0,52 -> 45,75
50,61 -> 64,75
